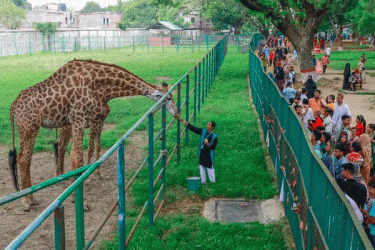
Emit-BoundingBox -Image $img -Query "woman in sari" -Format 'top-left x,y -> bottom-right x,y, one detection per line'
360,133 -> 372,184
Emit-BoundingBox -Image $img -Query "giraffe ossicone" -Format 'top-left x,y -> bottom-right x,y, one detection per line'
9,59 -> 178,211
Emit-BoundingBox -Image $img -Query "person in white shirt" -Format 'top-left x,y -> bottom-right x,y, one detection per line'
332,93 -> 351,138
325,46 -> 331,57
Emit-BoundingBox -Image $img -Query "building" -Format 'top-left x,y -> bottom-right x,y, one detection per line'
76,12 -> 122,30
183,10 -> 211,32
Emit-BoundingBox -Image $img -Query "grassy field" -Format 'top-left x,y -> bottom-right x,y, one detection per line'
98,49 -> 287,249
316,50 -> 375,70
1,46 -> 288,249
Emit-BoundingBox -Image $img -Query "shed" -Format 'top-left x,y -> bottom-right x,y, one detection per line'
147,21 -> 183,46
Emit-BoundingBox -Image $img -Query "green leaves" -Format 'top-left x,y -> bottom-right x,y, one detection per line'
0,0 -> 26,29
33,22 -> 59,35
80,1 -> 102,13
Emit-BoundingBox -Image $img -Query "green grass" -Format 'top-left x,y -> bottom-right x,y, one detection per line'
0,47 -> 207,152
98,49 -> 285,249
316,51 -> 375,70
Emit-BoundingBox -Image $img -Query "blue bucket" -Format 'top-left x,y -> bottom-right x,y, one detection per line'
186,177 -> 201,192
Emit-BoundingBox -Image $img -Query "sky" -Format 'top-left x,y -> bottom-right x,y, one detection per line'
28,0 -> 119,11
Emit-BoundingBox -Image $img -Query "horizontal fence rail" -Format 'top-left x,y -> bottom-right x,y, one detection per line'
0,30 -> 242,57
1,35 -> 228,250
248,35 -> 373,250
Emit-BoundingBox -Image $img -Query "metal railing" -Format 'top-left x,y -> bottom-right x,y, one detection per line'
0,35 -> 228,249
0,31 -> 237,57
248,35 -> 373,250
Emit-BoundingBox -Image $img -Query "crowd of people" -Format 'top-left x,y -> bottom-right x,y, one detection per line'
257,36 -> 375,246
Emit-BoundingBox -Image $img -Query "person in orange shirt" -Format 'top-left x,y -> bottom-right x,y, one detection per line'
309,90 -> 326,113
326,95 -> 335,111
322,54 -> 330,74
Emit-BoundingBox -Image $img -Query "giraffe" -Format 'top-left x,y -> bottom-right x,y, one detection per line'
9,59 -> 178,212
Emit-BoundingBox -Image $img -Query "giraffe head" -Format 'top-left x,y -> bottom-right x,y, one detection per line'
148,82 -> 178,117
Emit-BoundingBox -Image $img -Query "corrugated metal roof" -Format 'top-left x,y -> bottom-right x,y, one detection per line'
148,21 -> 183,31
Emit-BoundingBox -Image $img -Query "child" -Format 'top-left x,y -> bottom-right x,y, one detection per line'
326,95 -> 335,111
322,140 -> 335,177
322,107 -> 333,133
350,127 -> 359,144
301,88 -> 308,102
346,141 -> 364,184
320,132 -> 331,154
356,115 -> 366,137
308,111 -> 323,131
336,115 -> 351,141
291,95 -> 302,109
311,130 -> 322,158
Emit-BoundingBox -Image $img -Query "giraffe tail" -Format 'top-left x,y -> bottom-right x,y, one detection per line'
9,107 -> 20,191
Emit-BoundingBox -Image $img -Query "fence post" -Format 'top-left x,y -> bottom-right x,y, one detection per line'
185,74 -> 190,143
75,175 -> 85,250
161,104 -> 167,199
54,205 -> 65,250
117,143 -> 126,249
132,36 -> 135,53
198,62 -> 201,112
202,58 -> 205,103
148,113 -> 154,228
177,83 -> 181,165
29,32 -> 32,55
206,35 -> 209,51
194,67 -> 197,123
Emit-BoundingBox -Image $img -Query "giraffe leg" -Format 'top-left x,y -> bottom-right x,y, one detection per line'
56,126 -> 72,176
69,121 -> 85,203
17,122 -> 40,211
88,121 -> 104,179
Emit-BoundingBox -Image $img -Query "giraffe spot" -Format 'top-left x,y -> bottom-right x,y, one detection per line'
90,72 -> 97,79
98,70 -> 106,78
114,79 -> 121,85
62,68 -> 67,74
125,77 -> 131,81
118,72 -> 125,78
50,100 -> 58,108
76,88 -> 83,95
53,72 -> 58,78
68,70 -> 75,76
55,95 -> 62,102
108,72 -> 116,78
112,86 -> 120,93
65,78 -> 73,88
62,97 -> 69,105
75,62 -> 82,67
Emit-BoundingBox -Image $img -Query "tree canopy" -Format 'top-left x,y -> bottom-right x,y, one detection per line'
80,1 -> 102,13
347,0 -> 375,37
0,0 -> 26,29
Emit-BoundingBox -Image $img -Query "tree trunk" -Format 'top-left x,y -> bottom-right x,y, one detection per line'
334,26 -> 344,51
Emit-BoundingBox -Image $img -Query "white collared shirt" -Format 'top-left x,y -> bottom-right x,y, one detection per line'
332,102 -> 351,129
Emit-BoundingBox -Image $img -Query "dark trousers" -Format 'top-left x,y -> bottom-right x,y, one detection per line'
323,65 -> 327,74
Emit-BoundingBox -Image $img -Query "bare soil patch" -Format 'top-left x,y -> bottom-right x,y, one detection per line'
0,132 -> 147,249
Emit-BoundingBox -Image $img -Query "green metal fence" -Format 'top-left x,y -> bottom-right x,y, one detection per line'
0,31 -> 239,57
0,35 -> 228,249
248,35 -> 373,250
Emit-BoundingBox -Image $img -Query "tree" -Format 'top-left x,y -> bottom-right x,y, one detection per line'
0,0 -> 26,29
239,0 -> 353,72
33,22 -> 60,51
118,0 -> 158,29
11,0 -> 31,9
347,0 -> 375,49
80,1 -> 102,13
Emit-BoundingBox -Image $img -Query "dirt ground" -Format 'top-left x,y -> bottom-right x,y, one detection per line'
0,130 -> 147,249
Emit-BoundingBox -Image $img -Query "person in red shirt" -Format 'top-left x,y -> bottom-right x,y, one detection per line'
356,115 -> 366,136
322,54 -> 330,74
309,111 -> 323,130
320,39 -> 325,50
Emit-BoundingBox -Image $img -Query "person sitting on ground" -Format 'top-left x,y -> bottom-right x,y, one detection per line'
336,173 -> 364,224
322,107 -> 333,133
356,115 -> 366,137
351,69 -> 362,91
338,131 -> 351,156
309,89 -> 326,113
350,127 -> 360,144
308,111 -> 323,131
304,75 -> 317,99
346,142 -> 365,184
311,130 -> 323,158
282,81 -> 297,103
322,140 -> 335,176
336,115 -> 351,141
326,94 -> 335,111
320,132 -> 331,154
334,143 -> 349,179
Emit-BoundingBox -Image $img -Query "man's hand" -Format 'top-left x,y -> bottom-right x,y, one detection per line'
204,138 -> 209,145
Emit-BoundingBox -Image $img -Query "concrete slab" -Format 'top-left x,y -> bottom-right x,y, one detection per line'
203,198 -> 285,224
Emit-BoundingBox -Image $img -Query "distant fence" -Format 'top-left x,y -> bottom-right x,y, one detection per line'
248,35 -> 373,250
0,35 -> 228,249
0,29 -> 243,56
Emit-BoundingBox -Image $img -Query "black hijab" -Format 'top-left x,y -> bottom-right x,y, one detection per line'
305,75 -> 316,98
343,63 -> 351,89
